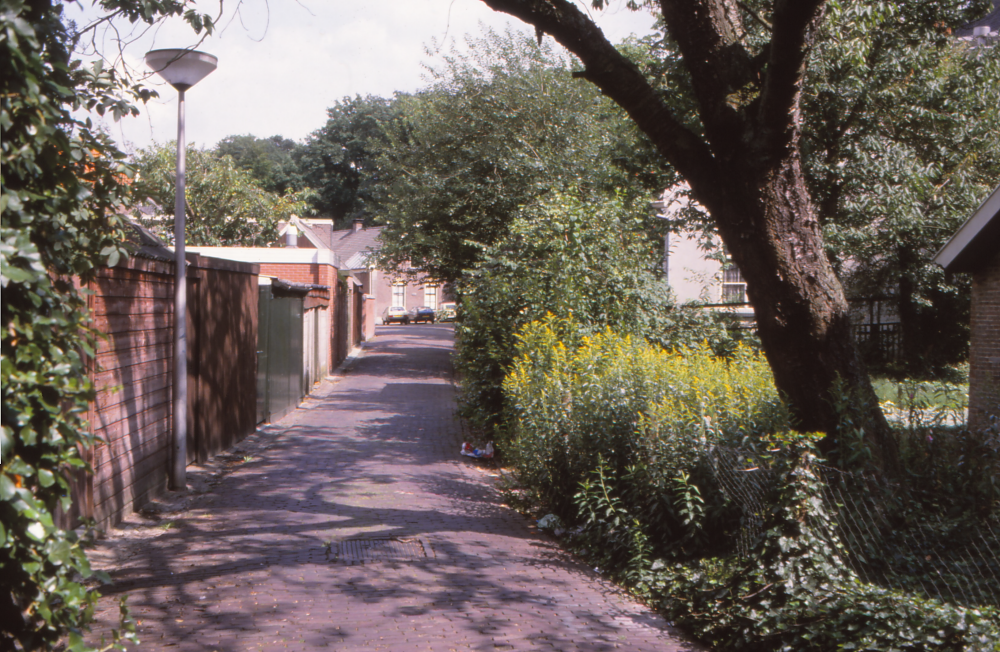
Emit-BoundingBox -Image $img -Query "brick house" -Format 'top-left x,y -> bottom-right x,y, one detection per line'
934,184 -> 1000,431
278,217 -> 453,333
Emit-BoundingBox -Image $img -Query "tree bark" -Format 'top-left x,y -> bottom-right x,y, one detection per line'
479,0 -> 897,471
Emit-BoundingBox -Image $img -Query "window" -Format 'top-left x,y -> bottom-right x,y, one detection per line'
424,285 -> 438,310
722,264 -> 747,303
392,283 -> 405,308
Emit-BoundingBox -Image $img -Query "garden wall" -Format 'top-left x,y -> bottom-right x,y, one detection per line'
73,253 -> 259,529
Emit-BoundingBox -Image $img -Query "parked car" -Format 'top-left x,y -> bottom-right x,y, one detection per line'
411,306 -> 436,323
382,305 -> 409,324
437,302 -> 457,322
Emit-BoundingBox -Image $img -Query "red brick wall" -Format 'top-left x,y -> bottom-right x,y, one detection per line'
969,251 -> 1000,431
258,262 -> 322,285
86,258 -> 174,528
77,254 -> 258,529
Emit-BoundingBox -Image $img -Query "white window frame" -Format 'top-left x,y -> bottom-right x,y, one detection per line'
424,285 -> 438,310
721,264 -> 747,304
392,283 -> 406,308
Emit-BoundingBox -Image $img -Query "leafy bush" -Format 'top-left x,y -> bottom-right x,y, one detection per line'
869,374 -> 999,514
2,1 -> 210,648
455,191 -> 744,439
503,317 -> 786,535
645,452 -> 1000,651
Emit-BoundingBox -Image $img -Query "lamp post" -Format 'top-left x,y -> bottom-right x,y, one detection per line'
145,49 -> 217,490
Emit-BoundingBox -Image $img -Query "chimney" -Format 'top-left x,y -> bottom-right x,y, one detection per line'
353,218 -> 364,233
285,223 -> 298,248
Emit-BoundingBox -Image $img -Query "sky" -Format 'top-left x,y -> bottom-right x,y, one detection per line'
66,0 -> 657,153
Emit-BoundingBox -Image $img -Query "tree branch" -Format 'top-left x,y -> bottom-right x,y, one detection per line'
477,0 -> 721,197
754,0 -> 826,155
658,0 -> 755,142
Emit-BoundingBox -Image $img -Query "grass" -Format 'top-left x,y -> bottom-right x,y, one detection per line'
872,375 -> 969,429
872,377 -> 968,411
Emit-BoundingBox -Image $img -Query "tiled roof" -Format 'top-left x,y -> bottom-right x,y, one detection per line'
327,225 -> 383,260
275,218 -> 383,270
124,220 -> 174,262
344,251 -> 375,270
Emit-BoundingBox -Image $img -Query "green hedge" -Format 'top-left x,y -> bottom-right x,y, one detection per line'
453,190 -> 746,440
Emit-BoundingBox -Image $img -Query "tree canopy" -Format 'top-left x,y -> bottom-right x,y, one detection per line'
215,134 -> 305,197
612,3 -> 1000,377
373,26 -> 670,284
297,94 -> 400,226
803,2 -> 1000,374
131,142 -> 311,246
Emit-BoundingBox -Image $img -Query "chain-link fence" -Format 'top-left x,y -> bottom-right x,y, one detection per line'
709,446 -> 1000,610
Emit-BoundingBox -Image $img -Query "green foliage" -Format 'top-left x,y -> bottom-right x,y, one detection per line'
616,1 -> 999,376
298,94 -> 399,225
374,25 -> 668,284
454,192 -> 740,438
215,134 -> 304,196
131,142 -> 311,246
876,375 -> 970,431
893,418 -> 1000,517
804,0 -> 1000,375
504,318 -> 784,524
1,0 -> 209,647
503,321 -> 1000,649
646,451 -> 1000,651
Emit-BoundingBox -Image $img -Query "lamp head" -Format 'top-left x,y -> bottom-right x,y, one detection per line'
145,49 -> 218,91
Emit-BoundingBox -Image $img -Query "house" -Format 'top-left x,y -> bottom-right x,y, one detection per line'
653,186 -> 903,359
934,184 -> 1000,432
277,216 -> 453,331
653,187 -> 760,325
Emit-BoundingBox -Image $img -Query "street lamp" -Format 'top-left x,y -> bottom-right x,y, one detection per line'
145,48 -> 217,490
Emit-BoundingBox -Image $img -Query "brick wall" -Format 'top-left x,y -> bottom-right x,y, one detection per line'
85,258 -> 174,528
258,262 -> 323,286
969,251 -> 1000,431
76,254 -> 259,528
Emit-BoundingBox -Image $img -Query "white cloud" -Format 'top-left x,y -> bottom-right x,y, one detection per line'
67,0 -> 655,151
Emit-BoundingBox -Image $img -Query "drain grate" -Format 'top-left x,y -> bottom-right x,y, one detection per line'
328,538 -> 428,564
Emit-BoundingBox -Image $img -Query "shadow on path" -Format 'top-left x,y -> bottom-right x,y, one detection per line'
88,326 -> 705,651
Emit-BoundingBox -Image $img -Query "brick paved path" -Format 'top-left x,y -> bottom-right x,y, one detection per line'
89,325 -> 703,651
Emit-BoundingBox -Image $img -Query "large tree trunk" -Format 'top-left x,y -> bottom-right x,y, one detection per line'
479,0 -> 898,471
713,150 -> 896,469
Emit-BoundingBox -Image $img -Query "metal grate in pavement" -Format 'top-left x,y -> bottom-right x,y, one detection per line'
328,538 -> 428,564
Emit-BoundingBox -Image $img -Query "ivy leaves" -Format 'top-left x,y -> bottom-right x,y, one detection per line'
2,0 -> 204,648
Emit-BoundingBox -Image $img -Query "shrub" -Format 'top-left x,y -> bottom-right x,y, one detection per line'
503,316 -> 788,538
647,451 -> 1000,651
501,319 -> 1000,649
454,190 -> 744,439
